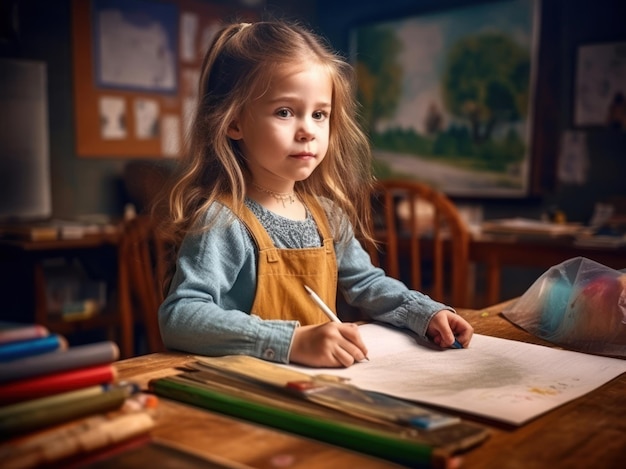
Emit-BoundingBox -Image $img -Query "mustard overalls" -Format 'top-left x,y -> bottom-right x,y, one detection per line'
233,194 -> 338,326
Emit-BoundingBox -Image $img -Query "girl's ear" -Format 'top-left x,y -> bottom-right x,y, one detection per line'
227,121 -> 243,140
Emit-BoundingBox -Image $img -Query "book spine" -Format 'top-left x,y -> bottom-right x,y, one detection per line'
0,385 -> 106,420
149,376 -> 435,468
0,334 -> 66,362
0,385 -> 131,438
0,411 -> 155,469
0,364 -> 117,404
0,324 -> 49,344
0,341 -> 119,383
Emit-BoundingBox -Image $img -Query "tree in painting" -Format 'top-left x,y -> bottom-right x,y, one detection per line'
355,27 -> 403,137
442,33 -> 530,145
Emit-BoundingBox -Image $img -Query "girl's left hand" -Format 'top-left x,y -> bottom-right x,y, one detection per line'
426,309 -> 474,349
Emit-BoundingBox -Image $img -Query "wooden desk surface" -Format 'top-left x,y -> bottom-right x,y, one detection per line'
116,300 -> 626,469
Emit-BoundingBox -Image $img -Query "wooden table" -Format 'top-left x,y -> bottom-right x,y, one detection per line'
470,234 -> 626,306
115,299 -> 626,469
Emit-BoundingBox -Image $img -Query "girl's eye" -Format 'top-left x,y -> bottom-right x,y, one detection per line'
276,108 -> 292,118
313,110 -> 329,121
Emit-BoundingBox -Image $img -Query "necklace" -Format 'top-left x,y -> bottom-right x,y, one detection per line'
251,182 -> 296,207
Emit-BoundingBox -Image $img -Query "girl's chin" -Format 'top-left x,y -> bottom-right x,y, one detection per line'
292,167 -> 319,181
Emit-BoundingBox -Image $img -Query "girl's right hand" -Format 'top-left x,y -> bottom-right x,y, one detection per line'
289,322 -> 368,368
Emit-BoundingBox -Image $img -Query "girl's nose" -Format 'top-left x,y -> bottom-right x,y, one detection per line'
296,119 -> 315,141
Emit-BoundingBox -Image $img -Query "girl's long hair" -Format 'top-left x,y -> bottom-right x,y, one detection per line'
156,20 -> 374,254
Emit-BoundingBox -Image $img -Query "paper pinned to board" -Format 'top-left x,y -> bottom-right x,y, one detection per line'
281,323 -> 626,426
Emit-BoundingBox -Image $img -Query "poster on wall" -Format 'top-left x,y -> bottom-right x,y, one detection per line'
574,41 -> 626,130
352,0 -> 540,197
92,0 -> 179,93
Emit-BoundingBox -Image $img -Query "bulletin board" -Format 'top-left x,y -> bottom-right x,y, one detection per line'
72,0 -> 258,158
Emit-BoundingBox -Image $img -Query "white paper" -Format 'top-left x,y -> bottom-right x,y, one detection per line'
575,42 -> 626,126
283,323 -> 626,425
134,98 -> 160,139
96,9 -> 176,91
180,12 -> 199,63
558,130 -> 588,184
161,114 -> 180,157
98,96 -> 127,139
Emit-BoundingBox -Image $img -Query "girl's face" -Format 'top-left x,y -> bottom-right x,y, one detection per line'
227,62 -> 332,191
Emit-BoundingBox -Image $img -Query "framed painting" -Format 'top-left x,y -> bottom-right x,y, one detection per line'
352,0 -> 541,198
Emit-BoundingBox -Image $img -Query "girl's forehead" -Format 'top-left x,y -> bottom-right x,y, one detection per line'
270,61 -> 330,81
251,61 -> 333,98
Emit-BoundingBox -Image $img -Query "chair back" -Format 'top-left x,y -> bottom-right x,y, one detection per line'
368,179 -> 471,307
118,215 -> 169,353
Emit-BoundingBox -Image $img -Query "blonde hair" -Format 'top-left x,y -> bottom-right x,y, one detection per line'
160,20 -> 374,249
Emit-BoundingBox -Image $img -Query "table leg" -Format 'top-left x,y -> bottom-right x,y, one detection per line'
486,257 -> 501,306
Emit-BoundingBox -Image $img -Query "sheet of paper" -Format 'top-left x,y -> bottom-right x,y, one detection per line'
284,323 -> 626,425
558,130 -> 589,185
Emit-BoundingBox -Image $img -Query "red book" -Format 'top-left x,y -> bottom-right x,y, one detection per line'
0,364 -> 117,404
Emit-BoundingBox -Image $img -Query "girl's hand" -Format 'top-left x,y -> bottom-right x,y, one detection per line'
289,322 -> 369,367
426,309 -> 474,349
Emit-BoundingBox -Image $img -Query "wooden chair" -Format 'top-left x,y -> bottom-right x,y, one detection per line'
117,215 -> 169,354
368,179 -> 471,308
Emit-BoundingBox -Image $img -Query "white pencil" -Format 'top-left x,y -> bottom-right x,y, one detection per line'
303,285 -> 341,323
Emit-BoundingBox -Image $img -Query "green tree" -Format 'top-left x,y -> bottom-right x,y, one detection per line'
355,26 -> 403,135
442,33 -> 530,144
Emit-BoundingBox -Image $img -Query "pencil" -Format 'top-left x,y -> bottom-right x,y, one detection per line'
303,285 -> 341,323
304,285 -> 369,361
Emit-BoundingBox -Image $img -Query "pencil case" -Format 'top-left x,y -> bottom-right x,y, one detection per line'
502,256 -> 626,357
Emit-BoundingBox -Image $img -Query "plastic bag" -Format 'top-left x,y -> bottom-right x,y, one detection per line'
502,257 -> 626,357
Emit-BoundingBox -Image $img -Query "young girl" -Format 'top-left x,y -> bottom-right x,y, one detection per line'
158,20 -> 474,368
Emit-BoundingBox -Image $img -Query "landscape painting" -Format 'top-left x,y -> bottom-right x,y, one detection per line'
353,0 -> 539,197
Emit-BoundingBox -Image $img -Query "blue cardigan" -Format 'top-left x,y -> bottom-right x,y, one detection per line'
158,199 -> 451,363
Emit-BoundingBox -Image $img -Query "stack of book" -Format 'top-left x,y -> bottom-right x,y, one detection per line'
0,323 -> 156,468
